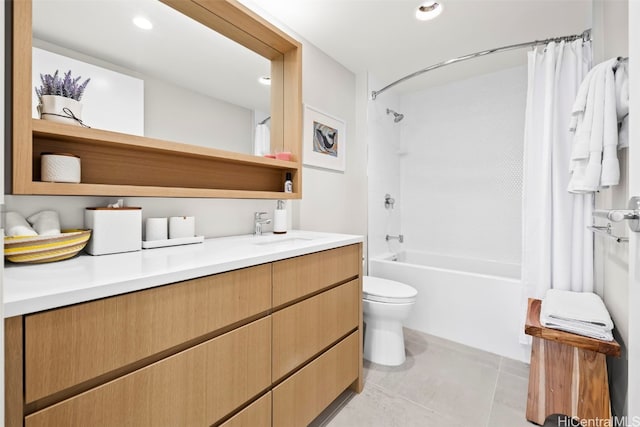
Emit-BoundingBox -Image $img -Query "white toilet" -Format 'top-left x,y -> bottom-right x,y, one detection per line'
363,276 -> 418,366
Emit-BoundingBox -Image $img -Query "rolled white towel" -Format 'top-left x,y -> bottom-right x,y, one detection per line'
27,210 -> 61,236
5,211 -> 38,237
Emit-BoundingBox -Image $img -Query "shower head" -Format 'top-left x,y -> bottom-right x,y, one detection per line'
386,108 -> 404,123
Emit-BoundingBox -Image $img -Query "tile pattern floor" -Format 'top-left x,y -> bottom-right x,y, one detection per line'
312,328 -> 565,427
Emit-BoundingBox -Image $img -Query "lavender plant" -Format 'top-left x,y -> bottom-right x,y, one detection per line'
35,70 -> 91,103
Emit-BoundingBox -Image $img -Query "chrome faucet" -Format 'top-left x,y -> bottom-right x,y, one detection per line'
254,212 -> 271,235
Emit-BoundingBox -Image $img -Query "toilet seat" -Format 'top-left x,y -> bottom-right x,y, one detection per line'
363,276 -> 417,304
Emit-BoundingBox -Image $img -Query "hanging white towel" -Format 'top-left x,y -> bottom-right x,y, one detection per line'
568,58 -> 620,193
615,60 -> 629,149
253,123 -> 270,156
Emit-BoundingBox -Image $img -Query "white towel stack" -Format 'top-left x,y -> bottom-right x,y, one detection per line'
540,289 -> 614,341
568,57 -> 628,193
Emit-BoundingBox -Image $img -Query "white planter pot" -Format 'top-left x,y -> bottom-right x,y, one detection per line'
38,95 -> 83,126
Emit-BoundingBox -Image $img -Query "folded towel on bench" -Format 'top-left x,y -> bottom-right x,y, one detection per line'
540,289 -> 614,341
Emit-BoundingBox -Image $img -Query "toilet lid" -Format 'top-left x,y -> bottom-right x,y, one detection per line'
363,276 -> 417,304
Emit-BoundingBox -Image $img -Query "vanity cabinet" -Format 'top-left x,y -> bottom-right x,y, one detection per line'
25,318 -> 272,427
5,244 -> 363,426
24,265 -> 272,404
273,332 -> 360,427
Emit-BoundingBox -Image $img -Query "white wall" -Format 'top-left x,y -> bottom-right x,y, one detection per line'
144,77 -> 253,154
366,74 -> 402,259
592,0 -> 630,417
399,66 -> 526,264
293,42 -> 365,240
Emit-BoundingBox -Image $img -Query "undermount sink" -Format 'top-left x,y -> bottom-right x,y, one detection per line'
253,234 -> 315,246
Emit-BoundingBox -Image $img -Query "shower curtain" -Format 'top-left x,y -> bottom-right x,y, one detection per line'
522,39 -> 593,308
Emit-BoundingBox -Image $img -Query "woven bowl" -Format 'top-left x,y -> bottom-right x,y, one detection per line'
4,229 -> 91,264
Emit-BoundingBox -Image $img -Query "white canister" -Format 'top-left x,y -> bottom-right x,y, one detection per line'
41,152 -> 81,183
169,216 -> 195,239
145,217 -> 168,241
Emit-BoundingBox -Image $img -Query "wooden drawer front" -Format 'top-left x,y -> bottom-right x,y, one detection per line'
219,392 -> 271,427
272,332 -> 359,427
24,264 -> 271,403
272,279 -> 360,381
272,244 -> 360,306
25,317 -> 271,427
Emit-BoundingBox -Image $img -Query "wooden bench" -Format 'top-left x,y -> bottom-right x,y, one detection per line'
524,298 -> 621,425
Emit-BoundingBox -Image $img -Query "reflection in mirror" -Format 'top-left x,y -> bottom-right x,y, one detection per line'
32,0 -> 275,156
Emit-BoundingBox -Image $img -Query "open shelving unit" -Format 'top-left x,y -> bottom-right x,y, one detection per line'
25,119 -> 299,198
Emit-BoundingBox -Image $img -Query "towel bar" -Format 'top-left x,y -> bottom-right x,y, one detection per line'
592,209 -> 638,222
592,197 -> 640,233
587,224 -> 628,243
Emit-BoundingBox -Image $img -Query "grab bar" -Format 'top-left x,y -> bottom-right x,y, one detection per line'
587,224 -> 628,243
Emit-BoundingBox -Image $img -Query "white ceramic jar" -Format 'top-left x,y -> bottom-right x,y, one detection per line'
41,152 -> 81,183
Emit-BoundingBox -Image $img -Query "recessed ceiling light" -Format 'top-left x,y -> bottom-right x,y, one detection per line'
258,76 -> 271,86
416,1 -> 443,21
133,16 -> 153,30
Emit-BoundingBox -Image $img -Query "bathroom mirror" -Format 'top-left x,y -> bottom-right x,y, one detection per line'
11,0 -> 302,197
31,0 -> 276,155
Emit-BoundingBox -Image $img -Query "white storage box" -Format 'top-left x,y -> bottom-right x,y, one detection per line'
84,207 -> 142,255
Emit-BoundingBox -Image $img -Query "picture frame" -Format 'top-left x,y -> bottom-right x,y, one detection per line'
303,104 -> 346,172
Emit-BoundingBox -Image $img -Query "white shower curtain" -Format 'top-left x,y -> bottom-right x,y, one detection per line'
522,40 -> 594,310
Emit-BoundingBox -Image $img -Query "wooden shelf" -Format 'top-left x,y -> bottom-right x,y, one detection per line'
22,120 -> 300,197
10,0 -> 303,199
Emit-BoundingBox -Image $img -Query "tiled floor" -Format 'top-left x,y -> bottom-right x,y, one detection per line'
312,328 -> 564,427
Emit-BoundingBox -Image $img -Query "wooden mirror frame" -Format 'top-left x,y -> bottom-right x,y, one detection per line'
10,0 -> 302,199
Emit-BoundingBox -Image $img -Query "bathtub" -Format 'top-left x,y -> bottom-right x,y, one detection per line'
369,251 -> 530,362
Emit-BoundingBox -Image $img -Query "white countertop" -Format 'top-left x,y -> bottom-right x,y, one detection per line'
4,230 -> 363,317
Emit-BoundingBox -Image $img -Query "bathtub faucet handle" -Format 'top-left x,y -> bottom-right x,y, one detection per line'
385,234 -> 404,243
384,194 -> 395,210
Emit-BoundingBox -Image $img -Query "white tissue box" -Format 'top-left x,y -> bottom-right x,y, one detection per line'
84,207 -> 142,255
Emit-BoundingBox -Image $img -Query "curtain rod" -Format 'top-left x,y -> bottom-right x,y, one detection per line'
371,28 -> 592,100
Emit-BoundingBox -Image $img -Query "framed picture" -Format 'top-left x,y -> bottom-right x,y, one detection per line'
303,104 -> 346,172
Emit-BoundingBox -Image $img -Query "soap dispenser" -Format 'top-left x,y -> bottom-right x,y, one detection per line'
274,200 -> 287,234
284,172 -> 293,193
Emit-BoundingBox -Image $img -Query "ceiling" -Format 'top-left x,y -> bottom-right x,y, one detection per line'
33,0 -> 592,111
244,0 -> 592,95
